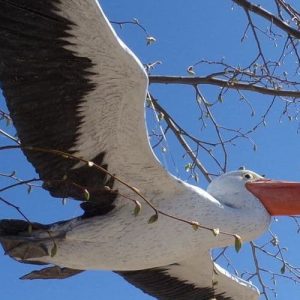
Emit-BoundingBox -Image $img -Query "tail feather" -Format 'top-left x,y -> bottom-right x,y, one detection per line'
1,237 -> 49,261
0,219 -> 50,263
0,219 -> 84,280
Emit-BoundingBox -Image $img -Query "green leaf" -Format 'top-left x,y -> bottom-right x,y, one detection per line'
191,221 -> 200,231
148,214 -> 158,224
133,201 -> 142,217
84,189 -> 90,201
51,243 -> 58,257
234,234 -> 242,253
185,163 -> 192,172
212,228 -> 220,236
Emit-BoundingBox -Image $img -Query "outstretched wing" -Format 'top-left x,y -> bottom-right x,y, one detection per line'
0,0 -> 180,214
117,253 -> 259,300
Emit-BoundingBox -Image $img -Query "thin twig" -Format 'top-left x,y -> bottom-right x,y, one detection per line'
0,144 -> 241,240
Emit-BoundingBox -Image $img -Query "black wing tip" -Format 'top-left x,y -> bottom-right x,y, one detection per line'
117,267 -> 233,300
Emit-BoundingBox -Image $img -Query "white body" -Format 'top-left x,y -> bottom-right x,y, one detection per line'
27,175 -> 270,271
1,1 -> 273,299
27,1 -> 270,271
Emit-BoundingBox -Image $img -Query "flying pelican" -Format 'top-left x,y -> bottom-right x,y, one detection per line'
1,1 -> 300,299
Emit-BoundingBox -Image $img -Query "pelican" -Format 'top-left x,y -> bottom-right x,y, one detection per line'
1,1 -> 300,299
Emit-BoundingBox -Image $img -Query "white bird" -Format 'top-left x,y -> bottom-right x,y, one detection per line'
1,1 -> 300,299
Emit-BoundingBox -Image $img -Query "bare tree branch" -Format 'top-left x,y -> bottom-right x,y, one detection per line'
149,75 -> 300,98
150,97 -> 212,182
231,0 -> 300,39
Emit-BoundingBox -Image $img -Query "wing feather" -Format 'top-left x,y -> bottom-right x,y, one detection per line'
0,0 -> 181,215
117,253 -> 259,300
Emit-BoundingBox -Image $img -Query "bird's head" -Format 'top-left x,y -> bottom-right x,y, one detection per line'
206,169 -> 300,241
208,169 -> 300,216
207,170 -> 264,210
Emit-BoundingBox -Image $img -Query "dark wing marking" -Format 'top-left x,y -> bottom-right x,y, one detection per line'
116,267 -> 232,300
116,254 -> 259,300
0,219 -> 48,236
20,266 -> 83,280
0,0 -> 181,219
0,0 -> 116,212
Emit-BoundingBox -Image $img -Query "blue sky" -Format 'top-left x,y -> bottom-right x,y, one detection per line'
1,0 -> 300,299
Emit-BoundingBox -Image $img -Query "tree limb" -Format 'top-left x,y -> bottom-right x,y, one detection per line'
150,98 -> 212,182
231,0 -> 300,39
149,75 -> 300,98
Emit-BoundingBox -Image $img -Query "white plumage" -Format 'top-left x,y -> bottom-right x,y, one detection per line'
1,1 -> 300,299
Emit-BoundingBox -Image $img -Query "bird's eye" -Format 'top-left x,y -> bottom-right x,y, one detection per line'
243,173 -> 253,180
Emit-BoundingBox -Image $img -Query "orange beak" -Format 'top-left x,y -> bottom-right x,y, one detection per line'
246,179 -> 300,216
